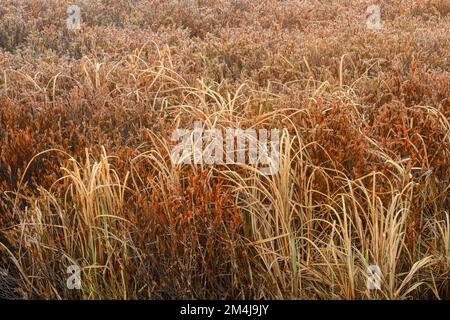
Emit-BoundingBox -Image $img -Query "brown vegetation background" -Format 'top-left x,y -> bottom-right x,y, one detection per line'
0,0 -> 449,299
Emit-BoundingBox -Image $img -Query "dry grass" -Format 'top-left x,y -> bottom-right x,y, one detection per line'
0,0 -> 449,299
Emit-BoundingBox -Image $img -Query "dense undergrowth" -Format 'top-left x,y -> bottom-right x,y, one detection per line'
0,0 -> 449,299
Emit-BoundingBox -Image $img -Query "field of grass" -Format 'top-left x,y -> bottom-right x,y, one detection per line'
0,0 -> 449,299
